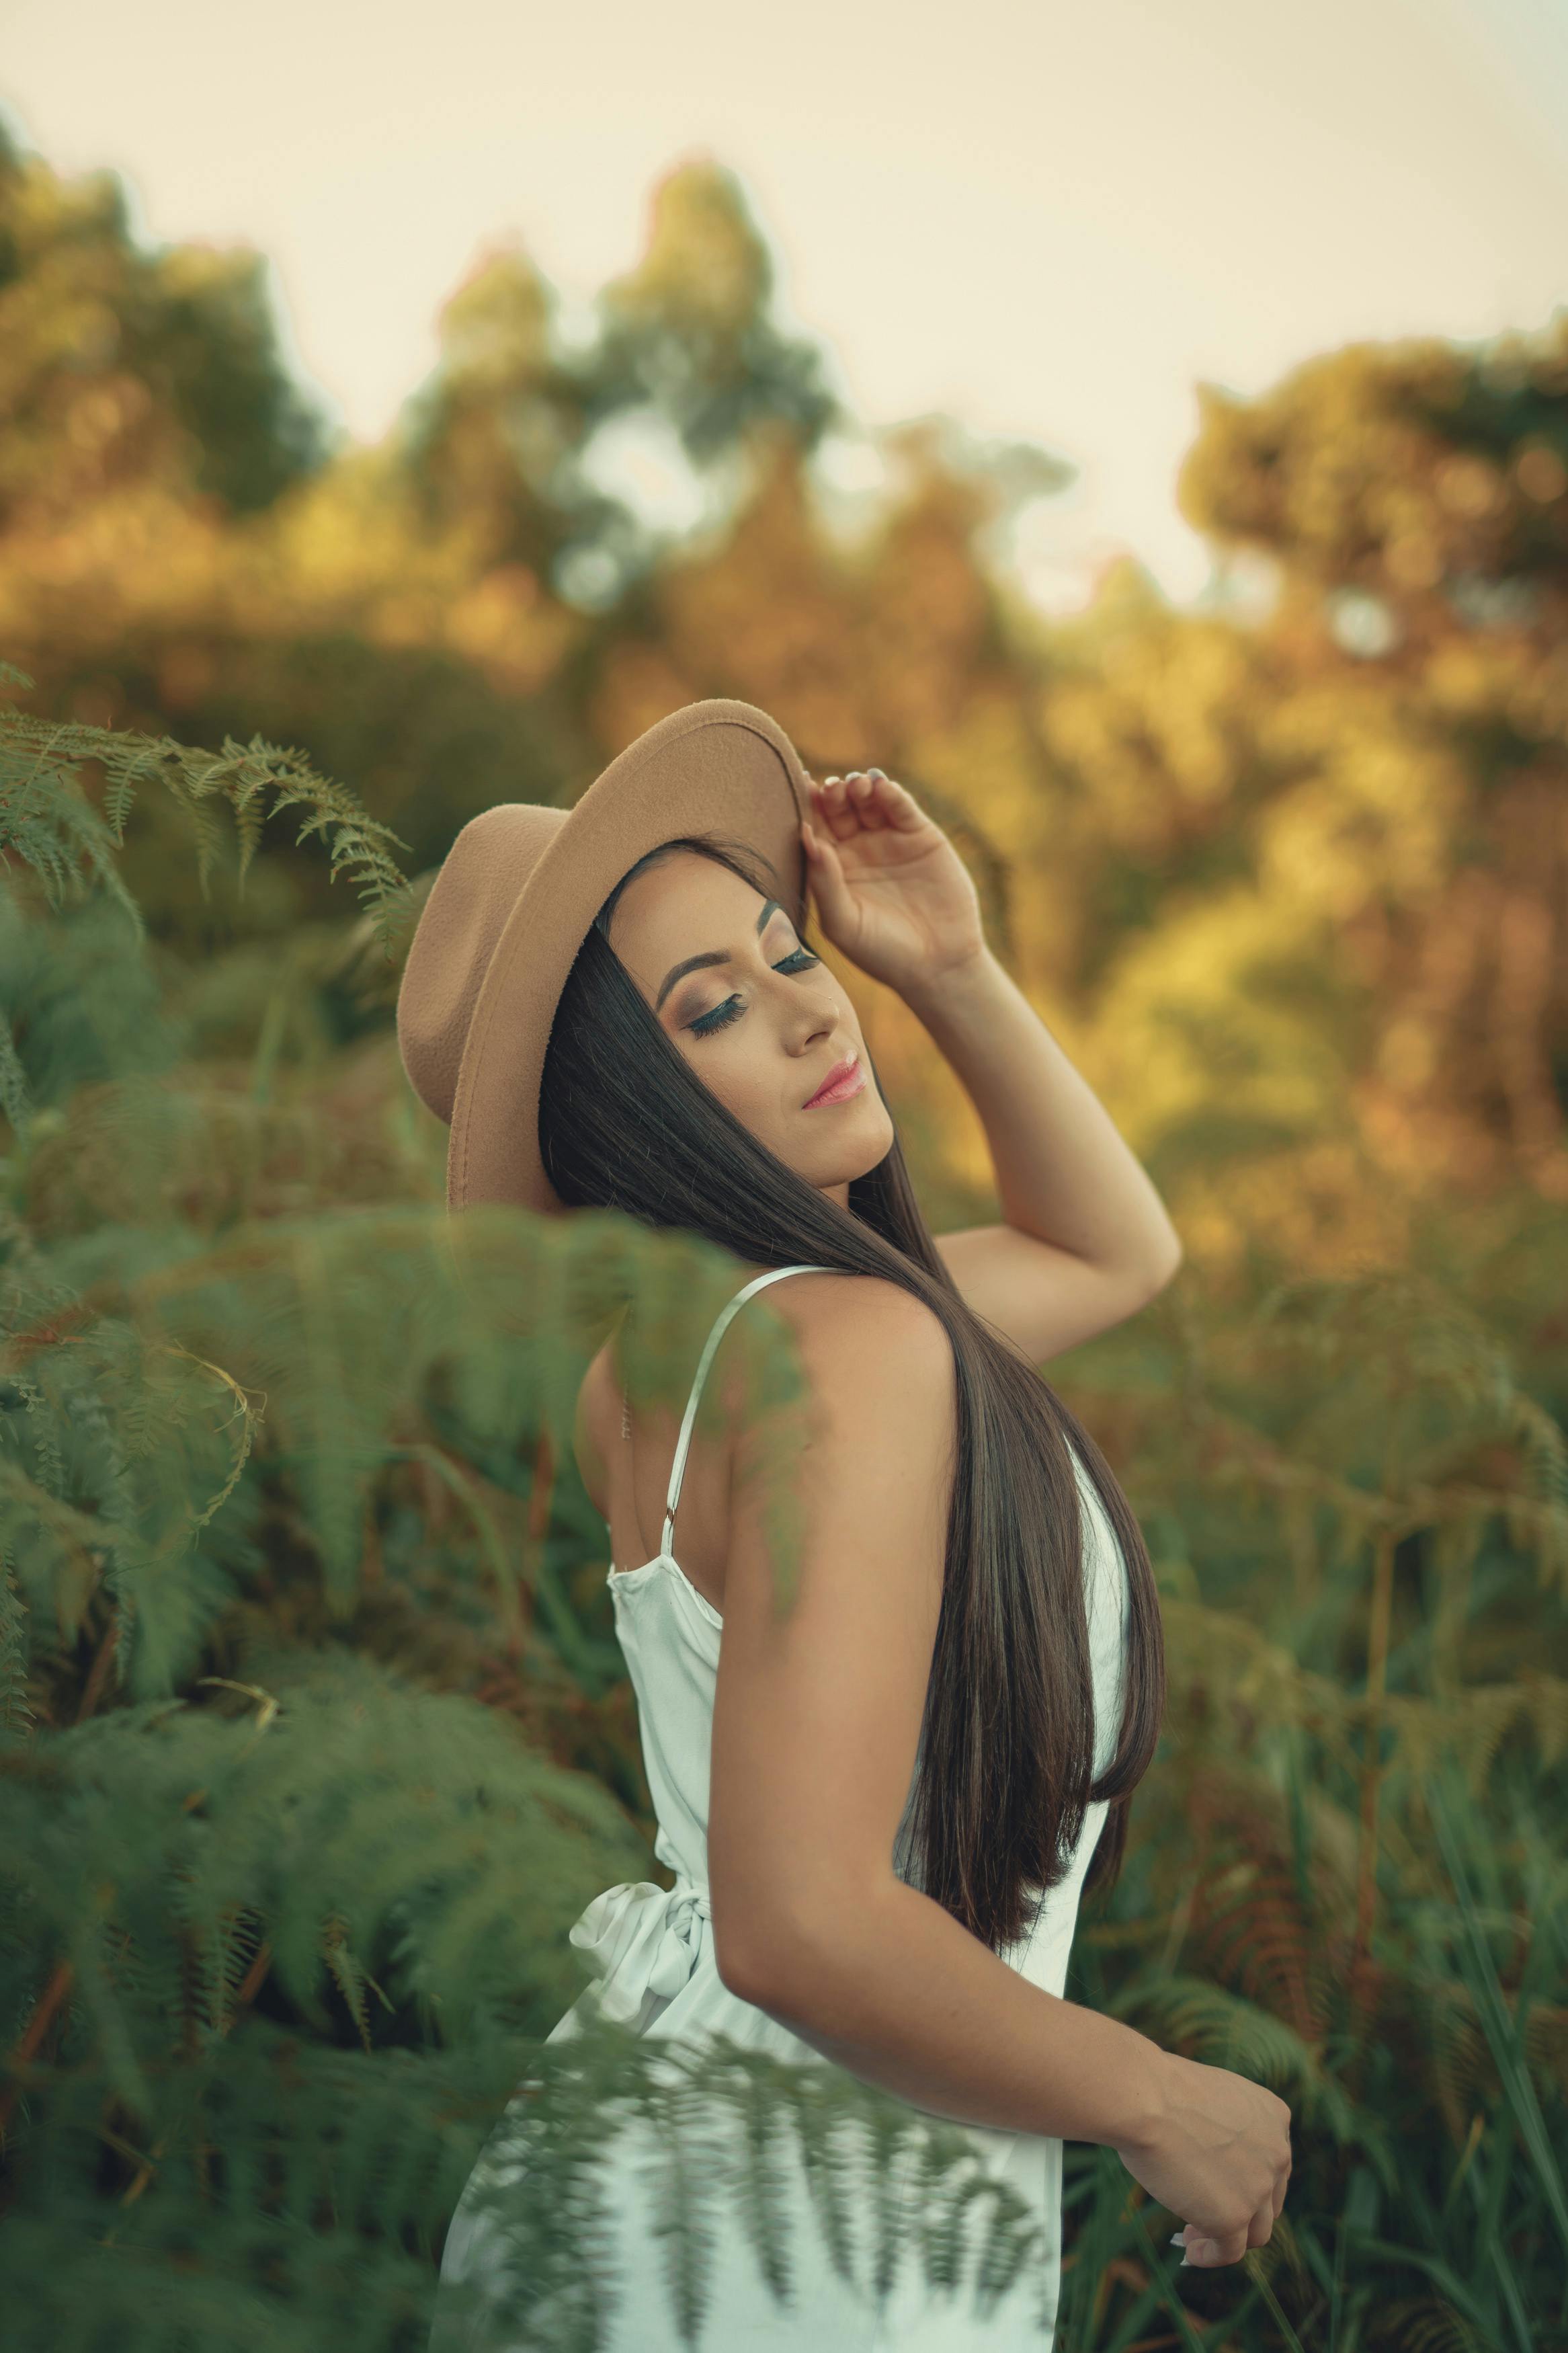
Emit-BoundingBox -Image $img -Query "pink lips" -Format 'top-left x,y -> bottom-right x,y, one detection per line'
804,1052 -> 866,1109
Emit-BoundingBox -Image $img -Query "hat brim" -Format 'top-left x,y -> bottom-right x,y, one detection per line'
447,699 -> 813,1215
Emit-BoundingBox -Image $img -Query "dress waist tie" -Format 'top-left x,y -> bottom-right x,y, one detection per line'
565,1876 -> 714,2032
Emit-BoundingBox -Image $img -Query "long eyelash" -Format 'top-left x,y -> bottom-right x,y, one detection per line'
690,948 -> 819,1037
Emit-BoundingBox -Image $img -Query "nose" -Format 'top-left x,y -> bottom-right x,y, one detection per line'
790,998 -> 841,1054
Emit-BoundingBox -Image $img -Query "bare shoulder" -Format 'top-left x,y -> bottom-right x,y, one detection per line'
784,1267 -> 950,1359
725,1271 -> 956,1458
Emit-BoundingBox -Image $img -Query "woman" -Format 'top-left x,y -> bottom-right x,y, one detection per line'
398,699 -> 1292,2350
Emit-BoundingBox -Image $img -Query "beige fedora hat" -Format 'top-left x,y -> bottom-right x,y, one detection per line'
396,697 -> 814,1216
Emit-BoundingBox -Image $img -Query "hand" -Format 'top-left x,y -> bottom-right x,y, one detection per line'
800,768 -> 986,998
1115,2049 -> 1292,2270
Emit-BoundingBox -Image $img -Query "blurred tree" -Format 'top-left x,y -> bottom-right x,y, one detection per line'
588,158 -> 842,470
0,118 -> 330,530
1164,319 -> 1568,1207
396,245 -> 597,580
396,159 -> 845,619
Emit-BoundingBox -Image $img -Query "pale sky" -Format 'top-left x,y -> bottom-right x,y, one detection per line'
4,0 -> 1566,610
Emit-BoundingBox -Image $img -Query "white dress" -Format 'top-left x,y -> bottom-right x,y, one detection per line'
432,1265 -> 1132,2351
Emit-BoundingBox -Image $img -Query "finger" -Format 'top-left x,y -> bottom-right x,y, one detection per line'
1188,2229 -> 1249,2268
829,774 -> 876,837
871,771 -> 928,830
801,817 -> 851,920
813,819 -> 847,873
835,766 -> 923,838
843,770 -> 891,832
802,817 -> 840,875
817,776 -> 860,843
1247,2196 -> 1275,2249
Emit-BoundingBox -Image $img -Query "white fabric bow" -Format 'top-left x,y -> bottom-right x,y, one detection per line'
568,1878 -> 714,2026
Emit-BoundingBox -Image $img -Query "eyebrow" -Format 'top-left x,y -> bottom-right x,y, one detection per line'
655,898 -> 784,1012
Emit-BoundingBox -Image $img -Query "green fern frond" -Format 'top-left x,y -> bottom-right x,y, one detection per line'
0,697 -> 417,957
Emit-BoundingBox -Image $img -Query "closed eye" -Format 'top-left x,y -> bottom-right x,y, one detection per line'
689,947 -> 820,1037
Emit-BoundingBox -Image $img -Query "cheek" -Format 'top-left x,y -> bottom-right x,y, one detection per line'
693,1046 -> 800,1141
723,1066 -> 792,1135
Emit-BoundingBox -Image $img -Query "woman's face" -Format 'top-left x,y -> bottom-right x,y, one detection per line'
610,850 -> 895,1206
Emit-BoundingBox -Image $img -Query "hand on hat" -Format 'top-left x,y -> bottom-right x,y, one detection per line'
800,768 -> 986,999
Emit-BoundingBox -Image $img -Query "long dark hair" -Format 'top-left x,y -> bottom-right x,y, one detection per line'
538,830 -> 1165,1954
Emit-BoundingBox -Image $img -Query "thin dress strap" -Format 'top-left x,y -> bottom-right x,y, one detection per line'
661,1265 -> 832,1557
